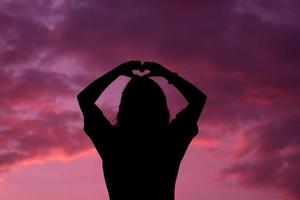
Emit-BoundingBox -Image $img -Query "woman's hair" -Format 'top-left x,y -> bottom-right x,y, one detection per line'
116,76 -> 170,129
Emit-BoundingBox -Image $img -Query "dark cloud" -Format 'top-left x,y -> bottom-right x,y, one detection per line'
220,114 -> 300,200
0,68 -> 91,173
0,12 -> 50,66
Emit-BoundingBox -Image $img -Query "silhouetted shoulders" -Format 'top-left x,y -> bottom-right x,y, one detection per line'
170,107 -> 198,138
80,103 -> 110,133
79,103 -> 113,157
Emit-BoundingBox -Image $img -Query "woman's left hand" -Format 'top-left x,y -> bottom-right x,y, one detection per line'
142,61 -> 171,77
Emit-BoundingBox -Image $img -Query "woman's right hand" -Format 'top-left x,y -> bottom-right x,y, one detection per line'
117,60 -> 143,77
143,61 -> 171,77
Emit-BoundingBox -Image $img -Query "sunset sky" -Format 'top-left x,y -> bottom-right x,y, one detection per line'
0,0 -> 299,199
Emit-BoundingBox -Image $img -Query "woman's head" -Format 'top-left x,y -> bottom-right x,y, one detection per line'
116,76 -> 169,129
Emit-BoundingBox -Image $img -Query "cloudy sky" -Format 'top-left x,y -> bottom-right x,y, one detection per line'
0,0 -> 299,199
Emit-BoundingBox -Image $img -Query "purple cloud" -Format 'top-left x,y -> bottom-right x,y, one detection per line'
0,0 -> 299,199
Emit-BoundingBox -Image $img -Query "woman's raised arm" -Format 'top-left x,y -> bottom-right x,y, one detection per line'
77,60 -> 142,104
143,62 -> 207,132
77,61 -> 142,140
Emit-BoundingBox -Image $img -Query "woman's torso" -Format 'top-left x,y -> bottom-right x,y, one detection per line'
94,126 -> 189,200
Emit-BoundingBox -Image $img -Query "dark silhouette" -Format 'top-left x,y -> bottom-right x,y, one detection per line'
77,61 -> 206,200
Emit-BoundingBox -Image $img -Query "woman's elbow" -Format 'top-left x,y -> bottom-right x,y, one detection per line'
77,90 -> 85,100
77,91 -> 91,104
191,91 -> 207,105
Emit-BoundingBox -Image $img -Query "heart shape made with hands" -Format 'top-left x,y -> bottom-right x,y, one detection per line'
132,69 -> 151,77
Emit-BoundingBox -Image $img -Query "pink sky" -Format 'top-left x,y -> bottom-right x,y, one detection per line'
0,0 -> 299,199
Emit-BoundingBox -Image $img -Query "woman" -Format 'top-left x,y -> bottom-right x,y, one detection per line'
77,61 -> 206,200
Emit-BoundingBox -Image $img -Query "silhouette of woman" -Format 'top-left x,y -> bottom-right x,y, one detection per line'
77,61 -> 206,200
